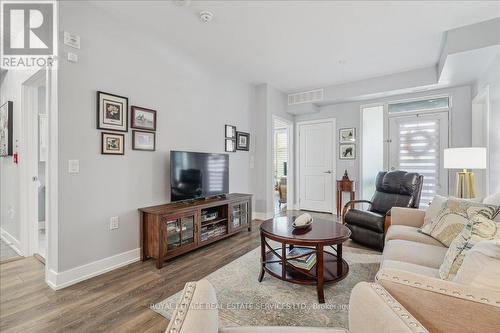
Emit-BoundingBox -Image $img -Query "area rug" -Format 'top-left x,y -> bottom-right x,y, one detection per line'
152,243 -> 380,329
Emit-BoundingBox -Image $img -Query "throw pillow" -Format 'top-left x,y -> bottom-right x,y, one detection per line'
439,212 -> 500,280
483,193 -> 500,222
452,239 -> 500,291
419,198 -> 499,247
423,195 -> 447,227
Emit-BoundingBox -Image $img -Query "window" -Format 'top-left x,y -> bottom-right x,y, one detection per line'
388,97 -> 449,114
361,105 -> 384,200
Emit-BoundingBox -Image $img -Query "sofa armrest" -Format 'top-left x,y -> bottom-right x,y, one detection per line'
376,269 -> 500,333
165,280 -> 218,333
349,282 -> 427,333
390,207 -> 425,228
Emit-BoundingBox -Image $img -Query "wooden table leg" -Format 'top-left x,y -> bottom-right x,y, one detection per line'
337,243 -> 343,275
281,243 -> 287,280
316,244 -> 325,303
350,191 -> 355,209
258,233 -> 266,282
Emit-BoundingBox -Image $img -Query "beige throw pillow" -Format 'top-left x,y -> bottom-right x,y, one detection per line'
419,198 -> 499,247
423,195 -> 447,227
439,212 -> 500,280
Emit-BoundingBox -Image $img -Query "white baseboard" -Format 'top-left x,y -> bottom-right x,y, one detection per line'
0,227 -> 23,256
46,248 -> 140,290
253,211 -> 275,220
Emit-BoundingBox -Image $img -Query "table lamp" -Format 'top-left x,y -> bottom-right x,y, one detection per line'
444,147 -> 487,198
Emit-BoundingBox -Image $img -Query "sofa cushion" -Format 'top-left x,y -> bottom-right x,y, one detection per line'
344,209 -> 385,233
385,225 -> 444,247
419,198 -> 500,247
453,240 -> 500,291
382,239 -> 448,269
439,212 -> 500,280
381,259 -> 439,277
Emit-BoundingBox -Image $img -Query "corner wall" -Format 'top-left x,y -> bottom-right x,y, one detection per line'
295,85 -> 472,205
56,2 -> 256,274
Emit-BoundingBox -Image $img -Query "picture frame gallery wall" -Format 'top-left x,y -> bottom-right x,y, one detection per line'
96,91 -> 157,155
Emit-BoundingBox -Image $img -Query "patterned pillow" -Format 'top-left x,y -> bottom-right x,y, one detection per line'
419,198 -> 499,247
439,211 -> 500,280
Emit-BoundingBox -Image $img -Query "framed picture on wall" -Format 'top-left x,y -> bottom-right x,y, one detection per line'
0,101 -> 13,157
97,91 -> 128,132
236,131 -> 250,151
132,130 -> 156,151
131,106 -> 157,131
225,124 -> 236,139
101,132 -> 125,155
225,138 -> 236,152
340,143 -> 356,160
339,128 -> 355,143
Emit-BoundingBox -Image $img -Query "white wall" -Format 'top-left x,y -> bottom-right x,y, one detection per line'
474,55 -> 500,194
57,2 -> 256,272
295,85 -> 472,205
252,83 -> 292,217
0,68 -> 38,250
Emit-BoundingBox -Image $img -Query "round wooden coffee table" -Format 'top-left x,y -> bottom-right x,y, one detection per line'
258,213 -> 351,303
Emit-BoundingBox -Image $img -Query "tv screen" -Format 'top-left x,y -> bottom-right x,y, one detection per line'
170,151 -> 229,202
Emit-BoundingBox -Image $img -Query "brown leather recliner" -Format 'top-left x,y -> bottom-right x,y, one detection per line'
342,171 -> 423,251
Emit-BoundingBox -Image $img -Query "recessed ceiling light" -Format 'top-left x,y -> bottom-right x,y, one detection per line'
199,11 -> 214,23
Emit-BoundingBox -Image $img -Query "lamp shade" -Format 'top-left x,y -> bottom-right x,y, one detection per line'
444,147 -> 487,169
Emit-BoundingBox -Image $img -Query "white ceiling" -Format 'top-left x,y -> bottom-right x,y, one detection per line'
93,1 -> 500,92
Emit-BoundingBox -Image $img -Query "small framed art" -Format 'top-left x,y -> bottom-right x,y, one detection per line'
132,130 -> 156,151
236,131 -> 250,151
131,106 -> 157,131
339,143 -> 356,160
97,91 -> 128,132
225,124 -> 236,139
339,128 -> 355,143
101,132 -> 125,155
225,138 -> 236,152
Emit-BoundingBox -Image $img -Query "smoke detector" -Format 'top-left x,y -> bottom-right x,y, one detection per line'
199,11 -> 214,23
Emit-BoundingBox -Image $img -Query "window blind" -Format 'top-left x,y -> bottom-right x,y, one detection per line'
396,118 -> 440,205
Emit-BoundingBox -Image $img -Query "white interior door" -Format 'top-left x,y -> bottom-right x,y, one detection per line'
388,112 -> 449,206
298,120 -> 335,213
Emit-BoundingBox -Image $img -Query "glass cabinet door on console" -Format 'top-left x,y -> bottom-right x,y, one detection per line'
161,211 -> 197,253
230,201 -> 249,231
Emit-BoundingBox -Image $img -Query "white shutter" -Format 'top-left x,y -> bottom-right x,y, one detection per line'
274,129 -> 288,180
389,112 -> 449,206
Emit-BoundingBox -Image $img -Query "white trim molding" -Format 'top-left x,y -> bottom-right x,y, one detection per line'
46,248 -> 140,290
0,227 -> 23,256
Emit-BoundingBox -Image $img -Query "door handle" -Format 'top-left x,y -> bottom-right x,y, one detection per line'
324,170 -> 332,174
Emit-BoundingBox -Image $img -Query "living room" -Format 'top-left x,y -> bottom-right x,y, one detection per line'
0,1 -> 499,332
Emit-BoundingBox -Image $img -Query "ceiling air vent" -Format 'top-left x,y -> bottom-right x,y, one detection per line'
288,89 -> 324,105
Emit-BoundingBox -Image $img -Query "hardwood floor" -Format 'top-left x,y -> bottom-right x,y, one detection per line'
0,220 -> 263,333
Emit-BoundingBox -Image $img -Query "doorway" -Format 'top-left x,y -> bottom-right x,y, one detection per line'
297,119 -> 336,213
21,69 -> 49,263
273,116 -> 292,214
388,111 -> 449,206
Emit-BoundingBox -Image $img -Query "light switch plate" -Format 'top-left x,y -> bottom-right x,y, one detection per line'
67,52 -> 78,63
110,216 -> 119,230
63,31 -> 81,49
68,160 -> 79,174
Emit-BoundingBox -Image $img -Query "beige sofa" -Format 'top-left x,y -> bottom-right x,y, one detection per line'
165,207 -> 500,333
379,207 -> 500,332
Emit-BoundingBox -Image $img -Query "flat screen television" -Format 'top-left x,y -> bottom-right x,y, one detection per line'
170,151 -> 229,202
